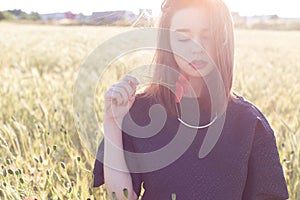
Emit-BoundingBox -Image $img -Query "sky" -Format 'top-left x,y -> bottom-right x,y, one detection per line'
0,0 -> 299,18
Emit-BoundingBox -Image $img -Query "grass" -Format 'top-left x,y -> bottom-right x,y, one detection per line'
0,22 -> 299,199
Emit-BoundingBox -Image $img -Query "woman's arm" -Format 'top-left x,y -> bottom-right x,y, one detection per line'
103,121 -> 138,200
102,75 -> 139,200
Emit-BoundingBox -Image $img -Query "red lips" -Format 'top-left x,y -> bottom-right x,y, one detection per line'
189,59 -> 208,69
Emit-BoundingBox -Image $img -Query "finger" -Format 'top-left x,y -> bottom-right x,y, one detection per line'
104,89 -> 122,106
110,85 -> 129,105
121,74 -> 139,85
118,80 -> 135,98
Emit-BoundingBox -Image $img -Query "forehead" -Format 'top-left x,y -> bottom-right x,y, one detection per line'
170,7 -> 210,31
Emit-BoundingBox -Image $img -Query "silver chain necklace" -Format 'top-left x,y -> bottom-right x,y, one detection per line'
175,102 -> 218,129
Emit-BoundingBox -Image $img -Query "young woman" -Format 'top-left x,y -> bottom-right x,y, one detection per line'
93,0 -> 289,199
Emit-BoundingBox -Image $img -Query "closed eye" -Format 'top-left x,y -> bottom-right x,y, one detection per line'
177,35 -> 190,42
175,33 -> 191,42
174,29 -> 191,42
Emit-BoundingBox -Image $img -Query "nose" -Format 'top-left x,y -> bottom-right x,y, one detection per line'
191,38 -> 205,55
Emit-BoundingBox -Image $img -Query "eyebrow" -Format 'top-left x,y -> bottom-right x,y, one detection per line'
175,28 -> 209,34
175,28 -> 190,33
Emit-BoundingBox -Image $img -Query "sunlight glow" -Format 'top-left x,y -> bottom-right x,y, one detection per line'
0,0 -> 299,18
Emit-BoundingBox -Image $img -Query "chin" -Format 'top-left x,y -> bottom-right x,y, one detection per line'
185,68 -> 213,78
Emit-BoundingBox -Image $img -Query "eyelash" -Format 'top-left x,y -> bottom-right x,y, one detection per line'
177,35 -> 209,42
177,37 -> 190,42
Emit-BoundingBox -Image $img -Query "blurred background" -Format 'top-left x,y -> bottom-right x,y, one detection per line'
0,0 -> 299,200
0,0 -> 300,28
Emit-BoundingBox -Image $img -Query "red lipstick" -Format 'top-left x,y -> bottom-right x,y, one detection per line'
189,59 -> 208,69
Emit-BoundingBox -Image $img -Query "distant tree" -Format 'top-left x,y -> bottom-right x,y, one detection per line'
0,12 -> 4,20
270,15 -> 279,20
1,11 -> 17,20
20,12 -> 30,20
30,12 -> 40,20
8,9 -> 24,17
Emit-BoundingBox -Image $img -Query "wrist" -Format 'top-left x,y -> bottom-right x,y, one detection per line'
103,116 -> 124,137
104,114 -> 124,126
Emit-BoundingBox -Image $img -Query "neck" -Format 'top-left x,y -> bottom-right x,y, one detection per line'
184,75 -> 205,98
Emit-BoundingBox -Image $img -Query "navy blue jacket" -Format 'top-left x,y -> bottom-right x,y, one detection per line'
93,94 -> 289,200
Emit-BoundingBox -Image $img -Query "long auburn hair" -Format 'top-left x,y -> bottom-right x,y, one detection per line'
143,0 -> 235,117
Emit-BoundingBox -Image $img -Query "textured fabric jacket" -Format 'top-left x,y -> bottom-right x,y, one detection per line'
93,94 -> 289,200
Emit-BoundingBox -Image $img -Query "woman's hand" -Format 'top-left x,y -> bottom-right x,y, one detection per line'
103,75 -> 140,200
104,74 -> 139,125
104,168 -> 138,200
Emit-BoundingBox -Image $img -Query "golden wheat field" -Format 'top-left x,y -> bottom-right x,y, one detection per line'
0,22 -> 299,200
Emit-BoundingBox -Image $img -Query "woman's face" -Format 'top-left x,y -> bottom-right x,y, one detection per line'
169,7 -> 217,78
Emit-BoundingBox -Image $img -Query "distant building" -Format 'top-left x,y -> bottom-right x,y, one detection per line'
40,12 -> 76,20
65,11 -> 76,19
245,15 -> 276,25
88,10 -> 137,25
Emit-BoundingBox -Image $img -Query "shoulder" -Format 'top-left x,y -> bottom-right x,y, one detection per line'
223,94 -> 278,159
226,94 -> 274,139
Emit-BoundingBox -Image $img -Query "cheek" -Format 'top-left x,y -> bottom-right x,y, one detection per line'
203,43 -> 217,64
174,54 -> 188,69
170,36 -> 193,61
170,43 -> 185,59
